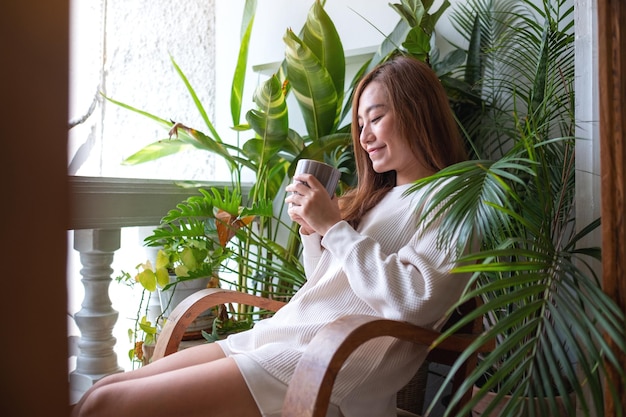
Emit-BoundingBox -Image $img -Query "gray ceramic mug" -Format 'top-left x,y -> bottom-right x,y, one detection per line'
293,159 -> 341,197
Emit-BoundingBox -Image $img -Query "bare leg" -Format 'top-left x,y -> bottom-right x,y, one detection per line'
73,343 -> 261,417
73,342 -> 225,413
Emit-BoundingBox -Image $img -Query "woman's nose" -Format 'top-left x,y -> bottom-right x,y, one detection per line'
359,124 -> 372,145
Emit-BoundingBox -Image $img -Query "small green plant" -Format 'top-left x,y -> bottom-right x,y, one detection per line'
115,185 -> 277,367
115,270 -> 158,367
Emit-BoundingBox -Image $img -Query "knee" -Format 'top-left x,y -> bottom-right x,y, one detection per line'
75,384 -> 117,417
97,371 -> 126,386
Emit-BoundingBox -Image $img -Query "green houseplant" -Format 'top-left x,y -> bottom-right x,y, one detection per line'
406,0 -> 626,416
115,186 -> 273,365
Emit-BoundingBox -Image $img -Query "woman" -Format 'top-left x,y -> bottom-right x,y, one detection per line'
73,54 -> 469,417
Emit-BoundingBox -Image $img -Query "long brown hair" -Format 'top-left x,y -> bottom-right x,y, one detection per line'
340,54 -> 467,227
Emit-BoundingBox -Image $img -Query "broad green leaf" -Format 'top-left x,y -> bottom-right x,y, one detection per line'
174,264 -> 189,277
283,29 -> 339,139
105,92 -> 238,169
278,129 -> 306,159
136,269 -> 157,292
245,75 -> 289,163
155,268 -> 170,288
138,316 -> 157,335
402,26 -> 431,59
180,247 -> 198,270
432,49 -> 467,76
289,133 -> 351,176
155,249 -> 169,270
390,0 -> 425,27
421,0 -> 451,34
302,1 -> 345,107
122,139 -> 194,165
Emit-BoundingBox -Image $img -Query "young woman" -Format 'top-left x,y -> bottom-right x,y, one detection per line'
72,54 -> 469,417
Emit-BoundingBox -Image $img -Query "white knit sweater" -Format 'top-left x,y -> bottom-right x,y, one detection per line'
222,183 -> 470,416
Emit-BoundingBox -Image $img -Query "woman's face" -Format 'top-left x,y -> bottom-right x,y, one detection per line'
357,81 -> 424,185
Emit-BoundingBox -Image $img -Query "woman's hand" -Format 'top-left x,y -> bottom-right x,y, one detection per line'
285,173 -> 342,236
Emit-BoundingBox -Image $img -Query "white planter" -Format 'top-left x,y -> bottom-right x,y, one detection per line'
158,275 -> 215,338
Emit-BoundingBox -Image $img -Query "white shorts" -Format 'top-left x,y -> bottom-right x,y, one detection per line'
217,342 -> 341,417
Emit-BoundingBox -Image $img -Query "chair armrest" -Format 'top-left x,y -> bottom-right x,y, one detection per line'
281,315 -> 484,417
152,288 -> 286,361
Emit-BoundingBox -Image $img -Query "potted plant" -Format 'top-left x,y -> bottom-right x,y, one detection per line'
406,0 -> 626,416
115,246 -> 219,366
115,185 -> 271,366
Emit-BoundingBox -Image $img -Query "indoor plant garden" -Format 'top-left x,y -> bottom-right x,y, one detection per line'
109,1 -> 626,416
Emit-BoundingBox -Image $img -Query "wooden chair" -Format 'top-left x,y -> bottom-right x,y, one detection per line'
152,288 -> 491,417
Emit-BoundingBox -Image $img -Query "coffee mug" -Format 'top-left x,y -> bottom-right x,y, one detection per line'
293,159 -> 341,197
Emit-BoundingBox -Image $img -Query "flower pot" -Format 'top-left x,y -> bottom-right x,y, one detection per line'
158,275 -> 215,340
471,385 -> 575,417
140,342 -> 156,366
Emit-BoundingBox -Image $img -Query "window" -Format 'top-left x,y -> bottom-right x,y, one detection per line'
68,0 -> 219,181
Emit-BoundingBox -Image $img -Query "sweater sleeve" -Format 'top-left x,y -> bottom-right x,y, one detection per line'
321,219 -> 468,326
300,231 -> 323,277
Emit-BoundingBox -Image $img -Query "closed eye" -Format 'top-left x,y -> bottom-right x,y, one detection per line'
357,112 -> 383,133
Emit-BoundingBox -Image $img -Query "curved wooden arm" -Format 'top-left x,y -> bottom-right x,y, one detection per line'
152,288 -> 286,361
281,315 -> 487,417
